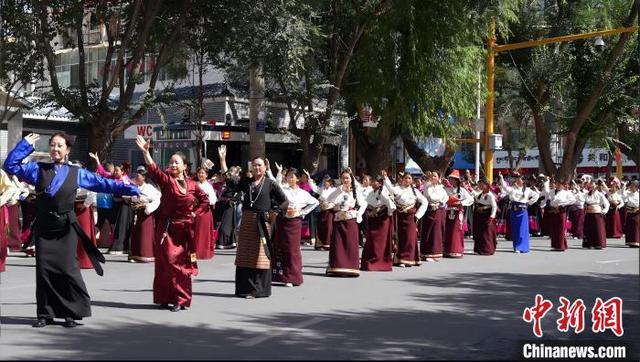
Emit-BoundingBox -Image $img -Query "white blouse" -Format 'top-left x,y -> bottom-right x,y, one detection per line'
445,186 -> 475,207
365,188 -> 396,216
571,189 -> 586,208
326,186 -> 367,223
548,189 -> 577,208
474,191 -> 498,218
281,186 -> 319,218
584,190 -> 610,215
383,177 -> 429,219
623,190 -> 639,208
500,178 -> 540,205
198,180 -> 218,205
138,182 -> 162,215
607,190 -> 624,209
423,183 -> 449,207
318,186 -> 337,211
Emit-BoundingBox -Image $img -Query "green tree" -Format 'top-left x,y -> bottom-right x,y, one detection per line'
30,0 -> 193,160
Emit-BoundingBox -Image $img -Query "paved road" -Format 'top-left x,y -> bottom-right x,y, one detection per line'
1,237 -> 638,360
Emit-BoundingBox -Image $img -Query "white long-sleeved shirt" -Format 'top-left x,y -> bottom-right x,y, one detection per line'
423,182 -> 449,208
281,186 -> 319,218
571,188 -> 586,208
198,180 -> 218,205
475,191 -> 498,219
548,189 -> 577,208
584,190 -> 610,215
138,183 -> 162,215
326,186 -> 367,223
365,188 -> 396,216
500,177 -> 540,205
318,186 -> 337,211
623,190 -> 639,208
359,185 -> 373,200
383,177 -> 429,219
445,186 -> 475,207
607,190 -> 624,210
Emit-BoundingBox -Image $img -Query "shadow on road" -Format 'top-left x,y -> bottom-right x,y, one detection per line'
3,272 -> 638,360
91,300 -> 160,310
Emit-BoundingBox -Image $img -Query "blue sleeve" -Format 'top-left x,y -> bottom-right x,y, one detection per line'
3,139 -> 39,185
77,168 -> 140,196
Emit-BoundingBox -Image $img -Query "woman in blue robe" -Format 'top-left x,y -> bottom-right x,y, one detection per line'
3,133 -> 139,328
498,173 -> 540,253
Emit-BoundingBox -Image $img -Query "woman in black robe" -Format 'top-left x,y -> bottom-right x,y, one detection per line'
218,145 -> 288,298
3,132 -> 139,328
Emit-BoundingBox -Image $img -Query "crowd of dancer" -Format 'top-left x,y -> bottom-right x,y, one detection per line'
0,133 -> 638,328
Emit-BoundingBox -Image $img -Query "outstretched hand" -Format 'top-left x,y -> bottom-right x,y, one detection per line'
135,135 -> 150,153
381,170 -> 387,178
218,145 -> 227,159
25,133 -> 40,146
88,152 -> 100,162
274,162 -> 283,174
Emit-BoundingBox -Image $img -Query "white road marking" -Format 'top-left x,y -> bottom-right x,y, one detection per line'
236,317 -> 327,347
595,259 -> 629,264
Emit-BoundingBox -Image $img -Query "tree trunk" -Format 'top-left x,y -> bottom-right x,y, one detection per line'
249,63 -> 266,159
301,131 -> 325,174
401,134 -> 454,175
87,114 -> 116,167
350,118 -> 396,176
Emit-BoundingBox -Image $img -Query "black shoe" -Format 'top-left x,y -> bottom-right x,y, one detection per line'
170,304 -> 181,312
32,318 -> 49,328
63,318 -> 78,328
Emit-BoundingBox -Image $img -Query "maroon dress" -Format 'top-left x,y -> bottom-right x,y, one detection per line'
272,215 -> 304,285
316,209 -> 334,250
605,206 -> 624,239
361,211 -> 393,271
193,205 -> 215,260
473,206 -> 496,255
129,207 -> 156,262
444,207 -> 465,258
0,205 -> 7,272
625,207 -> 639,247
420,207 -> 446,259
395,208 -> 420,265
7,204 -> 22,251
74,201 -> 97,269
547,207 -> 568,251
146,163 -> 209,308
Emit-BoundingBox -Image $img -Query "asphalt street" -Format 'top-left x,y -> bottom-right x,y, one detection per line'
1,237 -> 638,360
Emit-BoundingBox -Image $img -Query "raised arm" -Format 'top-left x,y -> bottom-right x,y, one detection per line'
3,135 -> 40,185
0,169 -> 19,207
218,145 -> 228,173
89,153 -> 111,178
135,136 -> 170,187
381,170 -> 399,196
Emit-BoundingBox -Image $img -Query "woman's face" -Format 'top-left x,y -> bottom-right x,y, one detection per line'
361,176 -> 370,188
286,172 -> 298,187
252,158 -> 266,178
430,173 -> 440,184
323,179 -> 332,189
341,172 -> 351,188
371,179 -> 382,191
197,169 -> 208,182
401,174 -> 413,187
514,178 -> 524,187
49,135 -> 70,163
113,166 -> 123,178
480,182 -> 490,192
134,173 -> 146,186
300,174 -> 309,183
169,154 -> 186,178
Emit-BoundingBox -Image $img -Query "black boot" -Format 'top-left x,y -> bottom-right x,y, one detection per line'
63,317 -> 78,328
32,318 -> 50,328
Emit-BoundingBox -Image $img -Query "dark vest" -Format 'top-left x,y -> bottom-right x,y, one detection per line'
35,163 -> 78,216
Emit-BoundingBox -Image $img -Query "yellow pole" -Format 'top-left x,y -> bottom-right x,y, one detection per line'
485,20 -> 496,183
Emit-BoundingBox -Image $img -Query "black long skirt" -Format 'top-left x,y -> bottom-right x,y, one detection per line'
235,267 -> 271,298
110,202 -> 133,252
35,223 -> 91,320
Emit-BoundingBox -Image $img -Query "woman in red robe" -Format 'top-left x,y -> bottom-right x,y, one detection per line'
129,169 -> 161,262
135,136 -> 209,312
193,167 -> 216,260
